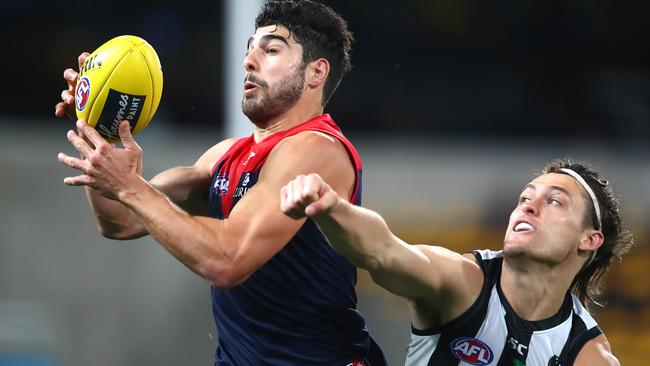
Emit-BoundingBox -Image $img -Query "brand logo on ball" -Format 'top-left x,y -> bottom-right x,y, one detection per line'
450,337 -> 494,365
76,77 -> 91,111
96,89 -> 147,140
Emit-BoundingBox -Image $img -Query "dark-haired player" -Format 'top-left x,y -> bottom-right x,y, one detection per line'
55,1 -> 386,365
281,159 -> 633,365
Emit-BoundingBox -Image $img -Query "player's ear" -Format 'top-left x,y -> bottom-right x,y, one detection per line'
579,229 -> 604,253
306,58 -> 329,89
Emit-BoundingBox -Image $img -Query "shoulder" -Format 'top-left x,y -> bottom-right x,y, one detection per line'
411,245 -> 484,321
193,137 -> 241,173
574,334 -> 620,366
273,130 -> 348,157
261,130 -> 356,195
265,130 -> 353,175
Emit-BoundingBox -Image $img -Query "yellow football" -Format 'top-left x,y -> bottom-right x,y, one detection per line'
75,35 -> 163,142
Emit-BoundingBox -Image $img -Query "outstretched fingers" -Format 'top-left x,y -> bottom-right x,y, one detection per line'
58,151 -> 89,171
57,151 -> 93,187
118,120 -> 140,150
54,101 -> 68,118
78,52 -> 90,69
62,174 -> 95,187
75,120 -> 107,149
66,129 -> 94,157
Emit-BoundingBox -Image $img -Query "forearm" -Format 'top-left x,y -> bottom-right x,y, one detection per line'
117,177 -> 234,285
85,186 -> 147,239
313,199 -> 394,271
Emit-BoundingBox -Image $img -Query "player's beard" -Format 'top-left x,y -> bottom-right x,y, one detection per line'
242,64 -> 306,126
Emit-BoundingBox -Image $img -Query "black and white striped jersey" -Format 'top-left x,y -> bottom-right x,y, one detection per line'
405,249 -> 602,366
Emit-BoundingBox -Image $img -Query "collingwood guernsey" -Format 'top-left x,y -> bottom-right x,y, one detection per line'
406,250 -> 602,366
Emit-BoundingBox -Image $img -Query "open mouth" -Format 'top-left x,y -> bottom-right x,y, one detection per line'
513,221 -> 534,232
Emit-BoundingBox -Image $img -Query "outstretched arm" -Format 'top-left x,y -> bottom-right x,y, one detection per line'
281,173 -> 483,321
59,121 -> 233,239
59,123 -> 356,288
55,53 -> 225,239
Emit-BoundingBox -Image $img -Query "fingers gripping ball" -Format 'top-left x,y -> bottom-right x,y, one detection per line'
75,35 -> 163,142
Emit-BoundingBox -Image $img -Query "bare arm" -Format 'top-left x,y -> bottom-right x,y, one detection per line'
55,53 -> 232,240
281,174 -> 483,322
59,123 -> 355,288
574,335 -> 620,366
79,139 -> 237,239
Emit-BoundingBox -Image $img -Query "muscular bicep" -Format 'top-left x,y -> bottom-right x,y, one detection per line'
210,132 -> 356,285
373,244 -> 483,320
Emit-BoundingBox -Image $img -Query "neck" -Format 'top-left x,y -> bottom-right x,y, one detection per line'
254,118 -> 287,134
500,257 -> 578,321
252,103 -> 323,142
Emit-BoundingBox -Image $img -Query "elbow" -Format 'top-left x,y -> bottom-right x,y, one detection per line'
201,259 -> 251,289
97,223 -> 144,240
98,225 -> 126,240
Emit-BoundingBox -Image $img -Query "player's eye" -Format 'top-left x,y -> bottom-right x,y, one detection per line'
547,198 -> 562,206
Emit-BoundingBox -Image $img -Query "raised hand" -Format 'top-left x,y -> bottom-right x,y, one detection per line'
54,52 -> 90,120
58,120 -> 144,200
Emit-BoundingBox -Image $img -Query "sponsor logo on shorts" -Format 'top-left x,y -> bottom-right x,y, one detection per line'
451,337 -> 494,365
76,77 -> 91,111
96,89 -> 146,140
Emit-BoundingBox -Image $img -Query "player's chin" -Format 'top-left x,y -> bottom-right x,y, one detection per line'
502,238 -> 532,258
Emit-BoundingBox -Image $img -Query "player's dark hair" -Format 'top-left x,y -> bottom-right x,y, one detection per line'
543,159 -> 634,309
255,0 -> 353,106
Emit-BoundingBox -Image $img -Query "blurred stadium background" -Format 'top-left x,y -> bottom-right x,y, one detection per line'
1,0 -> 648,365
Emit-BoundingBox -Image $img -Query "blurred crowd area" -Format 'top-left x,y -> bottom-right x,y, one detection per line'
5,0 -> 649,141
2,0 -> 649,365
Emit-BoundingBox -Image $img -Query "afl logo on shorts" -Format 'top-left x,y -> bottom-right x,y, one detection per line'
76,77 -> 91,111
451,337 -> 494,365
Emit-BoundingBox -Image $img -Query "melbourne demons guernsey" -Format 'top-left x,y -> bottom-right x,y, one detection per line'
208,114 -> 385,365
406,250 -> 602,366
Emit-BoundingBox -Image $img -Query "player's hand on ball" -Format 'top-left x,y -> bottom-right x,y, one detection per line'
55,52 -> 90,120
281,174 -> 340,219
57,120 -> 143,200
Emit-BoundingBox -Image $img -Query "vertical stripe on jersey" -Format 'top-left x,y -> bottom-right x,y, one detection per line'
473,287 -> 508,365
405,333 -> 440,365
525,316 -> 572,365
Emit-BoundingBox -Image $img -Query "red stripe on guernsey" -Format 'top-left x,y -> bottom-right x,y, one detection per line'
352,359 -> 366,366
211,114 -> 362,218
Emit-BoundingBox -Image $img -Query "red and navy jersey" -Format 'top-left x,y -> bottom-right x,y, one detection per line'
207,114 -> 385,366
